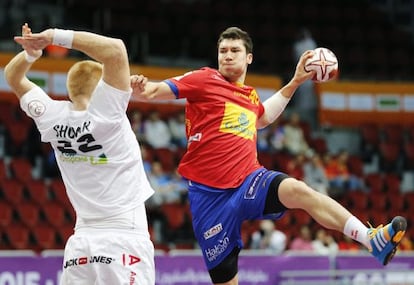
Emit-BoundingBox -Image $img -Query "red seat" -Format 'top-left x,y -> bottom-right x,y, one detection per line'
388,193 -> 405,215
369,193 -> 387,211
368,210 -> 389,227
378,142 -> 401,172
16,202 -> 40,229
360,124 -> 380,146
8,158 -> 33,185
1,179 -> 25,206
5,224 -> 31,249
42,202 -> 67,229
352,208 -> 370,225
49,178 -> 71,209
346,191 -> 369,210
384,173 -> 401,194
26,180 -> 50,206
32,225 -> 58,250
403,192 -> 414,211
382,124 -> 404,144
310,137 -> 328,155
152,148 -> 176,172
0,159 -> 9,182
403,142 -> 414,170
364,173 -> 384,194
161,202 -> 186,230
347,155 -> 364,178
0,202 -> 13,229
6,121 -> 32,151
57,224 -> 74,246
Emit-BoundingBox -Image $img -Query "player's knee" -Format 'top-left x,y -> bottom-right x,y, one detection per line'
280,178 -> 314,207
208,247 -> 240,284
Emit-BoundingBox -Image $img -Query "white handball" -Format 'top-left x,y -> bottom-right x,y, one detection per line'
304,47 -> 339,83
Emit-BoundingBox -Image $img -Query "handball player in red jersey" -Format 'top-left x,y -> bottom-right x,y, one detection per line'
131,27 -> 407,285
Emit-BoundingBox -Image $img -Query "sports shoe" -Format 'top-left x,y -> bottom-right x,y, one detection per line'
368,216 -> 407,265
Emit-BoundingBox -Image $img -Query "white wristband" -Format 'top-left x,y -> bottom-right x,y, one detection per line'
52,29 -> 74,49
262,91 -> 290,123
24,50 -> 42,63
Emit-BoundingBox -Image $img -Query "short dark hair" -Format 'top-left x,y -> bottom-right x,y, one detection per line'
217,27 -> 253,54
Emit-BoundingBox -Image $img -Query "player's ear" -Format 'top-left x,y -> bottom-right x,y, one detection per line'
247,53 -> 253,65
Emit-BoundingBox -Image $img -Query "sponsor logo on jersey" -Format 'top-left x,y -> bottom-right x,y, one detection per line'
188,132 -> 202,143
59,153 -> 108,165
28,100 -> 46,117
204,223 -> 223,240
63,255 -> 113,269
220,102 -> 256,140
233,89 -> 259,105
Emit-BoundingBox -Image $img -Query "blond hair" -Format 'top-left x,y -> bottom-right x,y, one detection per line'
66,60 -> 102,100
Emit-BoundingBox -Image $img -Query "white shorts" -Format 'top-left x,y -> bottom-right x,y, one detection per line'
60,205 -> 155,285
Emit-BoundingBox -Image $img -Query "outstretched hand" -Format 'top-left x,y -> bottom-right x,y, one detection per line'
293,50 -> 316,85
130,74 -> 148,96
14,23 -> 52,54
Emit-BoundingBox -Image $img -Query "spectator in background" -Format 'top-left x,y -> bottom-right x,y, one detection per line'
250,220 -> 287,254
168,112 -> 187,148
303,153 -> 330,196
324,150 -> 365,195
130,109 -> 147,144
146,161 -> 177,208
144,111 -> 173,149
257,126 -> 271,152
291,28 -> 318,129
140,144 -> 152,174
269,120 -> 286,152
312,228 -> 339,255
286,153 -> 305,180
289,225 -> 314,251
283,112 -> 314,158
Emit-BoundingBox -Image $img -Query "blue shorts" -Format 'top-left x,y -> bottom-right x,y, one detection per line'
187,167 -> 286,270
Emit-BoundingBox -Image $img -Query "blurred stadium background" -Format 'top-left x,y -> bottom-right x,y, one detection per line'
0,0 -> 414,284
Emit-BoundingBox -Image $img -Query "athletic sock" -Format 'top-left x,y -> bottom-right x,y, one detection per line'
343,215 -> 370,249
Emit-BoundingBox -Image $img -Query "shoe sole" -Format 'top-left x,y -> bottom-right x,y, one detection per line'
383,216 -> 407,265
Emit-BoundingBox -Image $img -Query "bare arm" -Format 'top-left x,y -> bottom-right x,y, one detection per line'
130,76 -> 176,101
4,51 -> 39,98
258,50 -> 315,129
12,25 -> 130,91
4,24 -> 43,98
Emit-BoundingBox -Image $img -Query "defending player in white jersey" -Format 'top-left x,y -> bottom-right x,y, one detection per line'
4,23 -> 155,284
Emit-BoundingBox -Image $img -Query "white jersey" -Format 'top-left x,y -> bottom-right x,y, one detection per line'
20,80 -> 154,220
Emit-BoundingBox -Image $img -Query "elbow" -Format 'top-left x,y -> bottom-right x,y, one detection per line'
106,38 -> 127,62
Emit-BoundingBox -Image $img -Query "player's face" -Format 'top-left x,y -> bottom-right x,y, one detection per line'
218,39 -> 252,83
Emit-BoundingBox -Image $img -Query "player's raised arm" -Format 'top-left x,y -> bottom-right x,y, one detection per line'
258,50 -> 315,129
12,24 -> 130,92
4,23 -> 43,98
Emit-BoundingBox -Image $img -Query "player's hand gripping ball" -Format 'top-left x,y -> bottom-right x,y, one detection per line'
304,47 -> 338,83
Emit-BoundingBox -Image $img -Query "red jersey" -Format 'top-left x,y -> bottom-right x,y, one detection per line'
165,67 -> 264,189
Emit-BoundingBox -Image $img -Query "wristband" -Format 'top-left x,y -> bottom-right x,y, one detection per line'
24,50 -> 42,63
262,91 -> 290,123
52,29 -> 74,49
